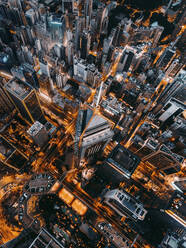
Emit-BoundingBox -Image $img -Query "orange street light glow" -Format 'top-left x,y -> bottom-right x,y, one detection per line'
58,188 -> 74,205
71,199 -> 88,216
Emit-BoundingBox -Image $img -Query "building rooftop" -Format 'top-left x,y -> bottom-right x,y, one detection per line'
107,145 -> 141,177
27,121 -> 45,136
29,228 -> 65,248
96,221 -> 130,248
85,114 -> 109,133
0,136 -> 15,161
5,78 -> 32,100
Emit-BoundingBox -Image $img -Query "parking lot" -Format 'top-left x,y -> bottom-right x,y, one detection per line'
18,173 -> 56,229
24,173 -> 55,194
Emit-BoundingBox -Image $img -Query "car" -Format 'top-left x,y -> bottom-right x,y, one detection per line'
39,187 -> 44,192
19,215 -> 23,221
19,196 -> 25,203
98,223 -> 104,230
19,207 -> 23,213
23,193 -> 28,199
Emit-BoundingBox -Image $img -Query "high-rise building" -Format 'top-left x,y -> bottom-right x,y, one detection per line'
150,23 -> 164,48
156,47 -> 176,70
153,70 -> 186,129
171,177 -> 186,193
163,191 -> 186,229
8,0 -> 23,11
160,228 -> 186,248
0,3 -> 10,20
143,144 -> 184,176
22,63 -> 39,89
95,2 -> 105,32
11,66 -> 24,80
39,74 -> 54,97
74,16 -> 85,52
19,26 -> 34,46
25,8 -> 36,26
75,108 -> 114,166
29,228 -> 65,248
123,88 -> 140,108
0,135 -> 28,171
96,221 -> 131,248
65,40 -> 74,65
27,121 -> 49,147
0,78 -> 14,118
99,2 -> 117,35
100,145 -> 140,182
117,47 -> 135,73
0,52 -> 14,73
156,98 -> 185,127
165,58 -> 184,78
103,189 -> 147,221
129,138 -> 159,158
171,5 -> 186,38
4,77 -> 44,124
73,57 -> 88,82
112,22 -> 124,47
86,64 -> 101,88
39,57 -> 50,77
56,72 -> 68,89
47,15 -> 65,41
79,30 -> 90,59
85,0 -> 93,25
176,29 -> 186,53
103,36 -> 113,54
62,0 -> 74,14
156,70 -> 186,105
129,137 -> 184,176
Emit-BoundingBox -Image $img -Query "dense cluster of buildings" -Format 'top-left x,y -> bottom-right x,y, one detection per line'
0,0 -> 185,247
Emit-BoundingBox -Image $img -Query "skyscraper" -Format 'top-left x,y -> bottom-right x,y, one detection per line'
117,47 -> 135,73
62,0 -> 74,14
0,135 -> 28,171
165,58 -> 184,78
153,70 -> 186,129
29,228 -> 65,248
151,23 -> 164,48
79,30 -> 90,59
156,70 -> 186,105
100,144 -> 140,182
143,144 -> 184,176
27,121 -> 49,147
22,63 -> 40,89
75,107 -> 114,166
73,57 -> 88,82
156,48 -> 176,70
156,98 -> 185,127
171,177 -> 186,193
65,40 -> 74,65
0,78 -> 14,118
129,138 -> 159,158
103,189 -> 147,221
4,77 -> 44,124
85,0 -> 93,28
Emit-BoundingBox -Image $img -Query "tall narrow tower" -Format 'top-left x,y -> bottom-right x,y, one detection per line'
75,107 -> 114,166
